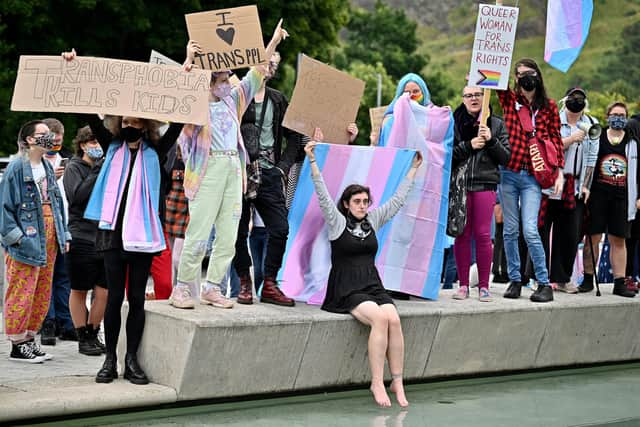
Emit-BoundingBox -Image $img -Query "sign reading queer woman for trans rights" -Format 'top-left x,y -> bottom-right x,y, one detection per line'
185,6 -> 267,71
468,3 -> 519,90
11,56 -> 210,125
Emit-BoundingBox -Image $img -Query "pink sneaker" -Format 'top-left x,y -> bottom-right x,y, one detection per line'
452,286 -> 469,300
200,287 -> 234,309
169,285 -> 196,309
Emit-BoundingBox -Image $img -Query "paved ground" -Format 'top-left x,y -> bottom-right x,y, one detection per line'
1,279 -> 636,424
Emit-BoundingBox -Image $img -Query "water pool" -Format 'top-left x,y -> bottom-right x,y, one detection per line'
37,364 -> 640,427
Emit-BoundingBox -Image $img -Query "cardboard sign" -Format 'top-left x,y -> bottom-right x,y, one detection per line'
185,6 -> 267,71
10,56 -> 210,125
283,55 -> 365,145
468,4 -> 519,90
369,106 -> 388,136
150,50 -> 181,67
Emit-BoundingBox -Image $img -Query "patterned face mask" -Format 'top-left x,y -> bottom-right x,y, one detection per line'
608,115 -> 628,130
33,133 -> 56,150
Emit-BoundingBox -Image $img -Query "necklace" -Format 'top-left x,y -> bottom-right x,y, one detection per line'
609,130 -> 624,145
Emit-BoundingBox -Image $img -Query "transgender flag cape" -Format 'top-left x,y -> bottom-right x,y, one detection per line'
279,95 -> 454,302
544,0 -> 594,73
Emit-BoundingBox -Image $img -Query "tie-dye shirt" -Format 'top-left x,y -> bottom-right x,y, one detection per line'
179,67 -> 264,200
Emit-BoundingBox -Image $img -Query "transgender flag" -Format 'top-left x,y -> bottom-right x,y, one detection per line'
544,0 -> 594,73
279,95 -> 453,302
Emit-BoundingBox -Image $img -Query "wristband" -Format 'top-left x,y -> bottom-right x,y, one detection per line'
309,159 -> 316,163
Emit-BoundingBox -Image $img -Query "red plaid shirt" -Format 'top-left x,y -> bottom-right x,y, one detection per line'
497,88 -> 564,172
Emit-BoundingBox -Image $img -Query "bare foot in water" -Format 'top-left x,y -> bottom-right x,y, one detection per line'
370,382 -> 391,407
390,377 -> 409,407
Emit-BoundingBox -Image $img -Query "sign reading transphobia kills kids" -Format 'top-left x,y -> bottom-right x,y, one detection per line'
468,3 -> 519,90
185,6 -> 267,71
11,56 -> 211,125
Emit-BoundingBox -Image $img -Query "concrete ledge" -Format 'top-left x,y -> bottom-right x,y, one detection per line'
134,283 -> 640,401
0,376 -> 176,422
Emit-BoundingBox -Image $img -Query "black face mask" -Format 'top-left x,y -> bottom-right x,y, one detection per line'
120,126 -> 143,142
565,98 -> 586,113
517,75 -> 538,92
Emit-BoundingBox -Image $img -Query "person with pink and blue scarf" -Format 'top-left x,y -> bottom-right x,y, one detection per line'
169,20 -> 292,310
65,43 -> 185,386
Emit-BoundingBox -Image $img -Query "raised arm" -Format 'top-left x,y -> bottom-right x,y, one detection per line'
305,131 -> 346,241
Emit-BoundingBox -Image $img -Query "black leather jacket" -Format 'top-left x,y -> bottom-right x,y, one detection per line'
452,104 -> 511,191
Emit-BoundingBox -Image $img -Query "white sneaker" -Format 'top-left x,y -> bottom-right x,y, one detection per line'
169,285 -> 196,309
556,282 -> 579,294
200,286 -> 234,309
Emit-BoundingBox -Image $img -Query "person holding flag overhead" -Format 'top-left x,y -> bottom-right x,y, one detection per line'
305,127 -> 422,408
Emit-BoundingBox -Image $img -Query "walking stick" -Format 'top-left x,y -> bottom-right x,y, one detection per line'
585,205 -> 602,296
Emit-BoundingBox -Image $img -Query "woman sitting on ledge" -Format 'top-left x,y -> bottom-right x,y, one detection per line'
304,128 -> 422,408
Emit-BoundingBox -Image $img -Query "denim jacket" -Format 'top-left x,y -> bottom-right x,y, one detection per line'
560,110 -> 599,195
0,155 -> 70,266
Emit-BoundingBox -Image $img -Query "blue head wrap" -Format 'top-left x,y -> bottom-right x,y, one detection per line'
378,73 -> 431,146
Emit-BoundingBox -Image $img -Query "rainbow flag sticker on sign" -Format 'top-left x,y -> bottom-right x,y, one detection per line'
476,69 -> 502,87
468,4 -> 519,90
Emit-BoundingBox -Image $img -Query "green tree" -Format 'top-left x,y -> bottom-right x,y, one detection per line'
590,20 -> 640,104
338,0 -> 426,81
346,61 -> 396,145
0,0 -> 349,155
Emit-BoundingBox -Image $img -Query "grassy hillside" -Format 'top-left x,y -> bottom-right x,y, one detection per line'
355,0 -> 640,111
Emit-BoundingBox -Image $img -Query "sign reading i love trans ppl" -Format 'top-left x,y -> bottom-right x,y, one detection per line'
468,3 -> 519,90
10,55 -> 210,125
185,6 -> 267,71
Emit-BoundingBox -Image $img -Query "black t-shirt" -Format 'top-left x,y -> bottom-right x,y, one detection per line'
593,128 -> 630,198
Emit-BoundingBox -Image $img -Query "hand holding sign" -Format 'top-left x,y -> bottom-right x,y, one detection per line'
185,6 -> 268,71
184,40 -> 203,71
15,49 -> 210,124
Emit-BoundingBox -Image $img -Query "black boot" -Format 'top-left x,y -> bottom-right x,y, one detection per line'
95,353 -> 118,383
87,324 -> 106,354
613,277 -> 636,298
58,327 -> 78,341
40,319 -> 57,346
77,327 -> 102,356
503,281 -> 522,299
579,273 -> 594,293
124,353 -> 149,385
530,285 -> 554,303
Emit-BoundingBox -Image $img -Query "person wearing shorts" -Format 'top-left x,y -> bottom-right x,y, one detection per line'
584,101 -> 638,298
63,126 -> 109,355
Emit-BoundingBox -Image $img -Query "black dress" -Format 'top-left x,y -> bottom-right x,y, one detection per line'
321,225 -> 394,313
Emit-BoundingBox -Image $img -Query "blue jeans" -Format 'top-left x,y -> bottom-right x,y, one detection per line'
500,169 -> 549,284
45,253 -> 74,331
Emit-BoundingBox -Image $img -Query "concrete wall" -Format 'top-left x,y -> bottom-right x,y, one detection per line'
134,291 -> 640,401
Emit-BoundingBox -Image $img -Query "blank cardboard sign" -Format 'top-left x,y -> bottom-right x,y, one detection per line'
283,55 -> 365,145
369,105 -> 388,136
11,55 -> 210,125
185,6 -> 267,71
